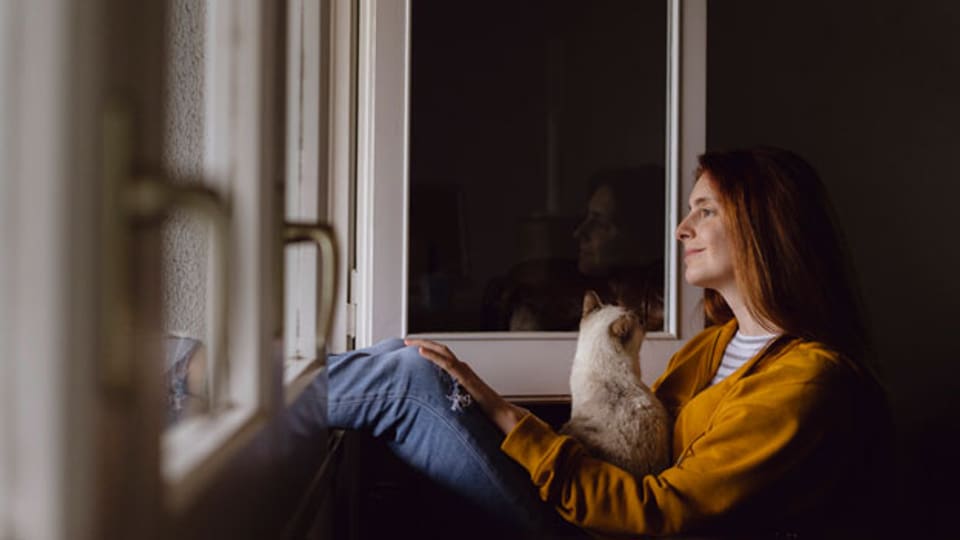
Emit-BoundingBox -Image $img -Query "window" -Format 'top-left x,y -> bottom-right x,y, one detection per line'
159,0 -> 283,508
408,0 -> 668,336
159,0 -> 350,508
283,0 -> 355,396
355,0 -> 706,397
283,0 -> 327,385
1,0 -> 342,535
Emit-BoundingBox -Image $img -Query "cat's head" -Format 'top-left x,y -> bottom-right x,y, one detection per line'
579,290 -> 646,358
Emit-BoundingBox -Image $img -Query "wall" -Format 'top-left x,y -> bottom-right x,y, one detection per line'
161,0 -> 207,339
0,2 -> 12,533
707,1 -> 960,534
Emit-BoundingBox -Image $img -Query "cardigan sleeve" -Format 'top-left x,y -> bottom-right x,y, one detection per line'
500,363 -> 855,536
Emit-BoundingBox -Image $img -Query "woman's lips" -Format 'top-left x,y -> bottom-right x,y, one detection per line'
684,248 -> 704,259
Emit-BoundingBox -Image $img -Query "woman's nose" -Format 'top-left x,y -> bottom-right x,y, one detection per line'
675,215 -> 692,241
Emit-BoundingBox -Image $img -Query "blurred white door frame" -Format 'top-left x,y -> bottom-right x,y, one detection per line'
1,0 -> 113,538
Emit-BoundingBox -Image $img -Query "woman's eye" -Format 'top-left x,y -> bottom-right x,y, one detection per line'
700,208 -> 715,218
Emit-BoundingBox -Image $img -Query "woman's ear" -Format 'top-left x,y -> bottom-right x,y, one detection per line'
582,290 -> 602,318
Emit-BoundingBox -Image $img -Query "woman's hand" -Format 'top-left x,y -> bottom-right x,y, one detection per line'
404,338 -> 529,434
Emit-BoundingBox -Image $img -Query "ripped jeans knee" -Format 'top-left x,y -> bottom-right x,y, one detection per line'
445,378 -> 474,412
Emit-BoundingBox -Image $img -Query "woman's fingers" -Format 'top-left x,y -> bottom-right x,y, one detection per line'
405,338 -> 482,388
406,338 -> 464,374
405,338 -> 454,361
404,338 -> 527,433
415,344 -> 460,373
404,338 -> 457,366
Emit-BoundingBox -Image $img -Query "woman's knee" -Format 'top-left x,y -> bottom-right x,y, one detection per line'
328,340 -> 455,416
389,344 -> 448,387
367,337 -> 407,354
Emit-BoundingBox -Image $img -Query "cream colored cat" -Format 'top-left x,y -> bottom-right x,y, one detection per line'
560,290 -> 671,478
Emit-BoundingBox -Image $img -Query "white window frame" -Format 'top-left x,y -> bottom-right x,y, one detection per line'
163,0 -> 354,504
355,0 -> 707,398
284,0 -> 325,382
161,0 -> 281,510
283,0 -> 355,399
324,0 -> 357,358
2,0 -> 339,533
0,1 -> 101,536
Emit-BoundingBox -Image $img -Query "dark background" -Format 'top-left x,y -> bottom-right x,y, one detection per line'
708,0 -> 960,535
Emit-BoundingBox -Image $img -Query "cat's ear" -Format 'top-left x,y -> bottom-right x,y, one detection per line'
582,290 -> 602,317
609,313 -> 638,343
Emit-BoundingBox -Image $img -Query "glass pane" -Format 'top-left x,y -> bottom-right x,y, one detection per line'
408,0 -> 667,333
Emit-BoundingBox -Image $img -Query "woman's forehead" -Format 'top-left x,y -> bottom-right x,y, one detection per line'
689,174 -> 719,206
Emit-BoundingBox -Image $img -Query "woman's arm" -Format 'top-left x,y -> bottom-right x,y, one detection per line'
502,366 -> 858,536
404,338 -> 530,434
407,338 -> 862,536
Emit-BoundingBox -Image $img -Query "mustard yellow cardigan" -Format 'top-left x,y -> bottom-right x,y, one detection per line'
501,320 -> 890,537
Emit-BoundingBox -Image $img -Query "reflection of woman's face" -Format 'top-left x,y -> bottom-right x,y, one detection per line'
574,185 -> 627,276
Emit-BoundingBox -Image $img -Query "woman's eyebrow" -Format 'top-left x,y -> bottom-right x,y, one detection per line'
687,196 -> 715,209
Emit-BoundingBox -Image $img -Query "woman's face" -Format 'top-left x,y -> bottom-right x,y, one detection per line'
675,174 -> 736,292
574,185 -> 626,276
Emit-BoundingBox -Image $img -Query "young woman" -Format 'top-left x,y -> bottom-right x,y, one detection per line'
322,147 -> 891,538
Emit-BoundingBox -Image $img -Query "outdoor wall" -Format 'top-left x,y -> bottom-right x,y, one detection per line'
161,0 -> 207,339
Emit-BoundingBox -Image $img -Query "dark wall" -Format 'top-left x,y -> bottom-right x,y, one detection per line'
708,1 -> 960,534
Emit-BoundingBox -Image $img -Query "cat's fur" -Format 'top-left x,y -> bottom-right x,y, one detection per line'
560,291 -> 671,477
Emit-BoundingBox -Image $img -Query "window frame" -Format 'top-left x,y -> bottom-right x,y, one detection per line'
161,0 -> 283,510
282,0 -> 356,398
283,0 -> 325,383
354,0 -> 707,397
0,0 -> 106,535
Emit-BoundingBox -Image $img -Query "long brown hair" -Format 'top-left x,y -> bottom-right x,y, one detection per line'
696,147 -> 871,364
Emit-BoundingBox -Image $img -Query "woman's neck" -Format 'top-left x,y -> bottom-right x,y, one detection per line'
716,286 -> 781,337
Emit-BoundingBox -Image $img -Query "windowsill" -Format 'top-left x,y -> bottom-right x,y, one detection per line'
284,356 -> 325,407
162,404 -> 260,512
405,330 -> 680,341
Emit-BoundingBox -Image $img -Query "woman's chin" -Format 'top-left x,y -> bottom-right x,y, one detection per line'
683,270 -> 710,289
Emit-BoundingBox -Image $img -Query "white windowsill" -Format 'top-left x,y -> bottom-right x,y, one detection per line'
284,357 -> 325,407
162,405 -> 261,512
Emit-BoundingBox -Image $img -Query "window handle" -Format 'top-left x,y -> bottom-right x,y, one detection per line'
283,222 -> 339,359
101,99 -> 230,413
123,179 -> 231,411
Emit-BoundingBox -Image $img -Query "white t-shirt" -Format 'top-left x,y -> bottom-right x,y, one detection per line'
710,330 -> 778,386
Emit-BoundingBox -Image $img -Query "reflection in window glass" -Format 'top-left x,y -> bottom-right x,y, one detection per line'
164,336 -> 208,425
409,0 -> 667,333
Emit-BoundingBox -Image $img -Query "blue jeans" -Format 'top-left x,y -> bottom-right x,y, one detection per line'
324,338 -> 585,538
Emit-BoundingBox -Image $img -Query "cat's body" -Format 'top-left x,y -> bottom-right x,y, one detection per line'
560,291 -> 671,478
